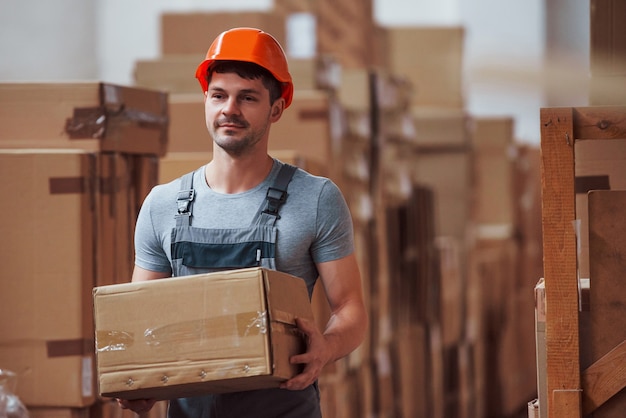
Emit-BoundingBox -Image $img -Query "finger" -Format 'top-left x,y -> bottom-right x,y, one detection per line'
290,350 -> 313,364
295,316 -> 316,333
281,370 -> 316,390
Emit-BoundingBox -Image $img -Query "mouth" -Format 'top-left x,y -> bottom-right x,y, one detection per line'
216,118 -> 247,130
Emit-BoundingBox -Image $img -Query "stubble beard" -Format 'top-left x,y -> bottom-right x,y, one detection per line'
211,116 -> 270,157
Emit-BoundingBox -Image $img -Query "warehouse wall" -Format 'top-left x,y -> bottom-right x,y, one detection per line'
0,0 -> 589,143
0,0 -> 97,80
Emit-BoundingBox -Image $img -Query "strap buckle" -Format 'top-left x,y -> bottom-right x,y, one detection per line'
262,187 -> 287,217
176,189 -> 195,214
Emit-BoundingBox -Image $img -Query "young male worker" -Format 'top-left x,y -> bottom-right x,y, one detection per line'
118,27 -> 368,418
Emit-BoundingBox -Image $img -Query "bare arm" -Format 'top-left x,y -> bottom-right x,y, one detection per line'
131,265 -> 171,282
317,252 -> 368,361
281,252 -> 368,390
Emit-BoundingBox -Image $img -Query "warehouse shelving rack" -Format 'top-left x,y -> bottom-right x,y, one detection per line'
539,105 -> 626,418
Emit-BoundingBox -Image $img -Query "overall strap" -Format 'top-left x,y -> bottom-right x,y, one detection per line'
175,171 -> 195,227
255,163 -> 297,226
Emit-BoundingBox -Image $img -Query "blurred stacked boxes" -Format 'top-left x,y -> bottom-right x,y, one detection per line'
588,0 -> 626,105
0,2 -> 546,418
0,82 -> 167,417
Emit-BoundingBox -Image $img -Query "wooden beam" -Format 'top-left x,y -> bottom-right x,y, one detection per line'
553,390 -> 582,417
572,106 -> 626,139
582,340 -> 626,415
540,107 -> 581,418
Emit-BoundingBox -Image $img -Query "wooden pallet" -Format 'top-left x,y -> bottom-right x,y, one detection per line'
539,106 -> 626,417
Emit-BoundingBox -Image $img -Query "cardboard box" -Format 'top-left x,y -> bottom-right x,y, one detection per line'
590,0 -> 626,76
435,237 -> 464,348
271,90 -> 333,167
93,267 -> 314,400
411,150 -> 471,241
390,324 -> 430,417
288,56 -> 342,93
158,152 -> 211,184
161,12 -> 286,55
97,152 -> 136,287
411,107 -> 469,147
337,68 -> 372,112
589,75 -> 626,106
315,0 -> 376,68
470,117 -> 516,230
574,138 -> 626,279
134,55 -> 204,94
384,26 -> 465,109
0,149 -> 98,407
0,82 -> 168,156
166,93 -> 208,153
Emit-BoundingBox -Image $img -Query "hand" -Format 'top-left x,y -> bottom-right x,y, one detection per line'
117,398 -> 157,414
280,317 -> 332,391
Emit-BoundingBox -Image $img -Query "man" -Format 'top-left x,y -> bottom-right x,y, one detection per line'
119,27 -> 367,418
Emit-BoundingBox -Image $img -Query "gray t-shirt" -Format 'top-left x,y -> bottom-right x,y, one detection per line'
134,159 -> 354,295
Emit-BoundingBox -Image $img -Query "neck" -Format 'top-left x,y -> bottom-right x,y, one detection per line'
205,152 -> 273,194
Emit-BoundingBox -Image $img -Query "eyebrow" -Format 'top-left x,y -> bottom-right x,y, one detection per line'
208,86 -> 262,96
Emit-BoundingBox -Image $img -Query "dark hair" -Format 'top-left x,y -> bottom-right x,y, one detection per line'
206,60 -> 283,104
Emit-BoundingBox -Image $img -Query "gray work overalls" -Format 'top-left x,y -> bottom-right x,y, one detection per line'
167,164 -> 321,418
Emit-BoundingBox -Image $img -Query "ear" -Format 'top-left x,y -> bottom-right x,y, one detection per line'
203,90 -> 208,102
269,98 -> 285,123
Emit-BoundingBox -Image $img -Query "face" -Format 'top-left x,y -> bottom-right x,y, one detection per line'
204,72 -> 283,156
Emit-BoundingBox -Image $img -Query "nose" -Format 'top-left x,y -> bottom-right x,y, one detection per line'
222,96 -> 241,116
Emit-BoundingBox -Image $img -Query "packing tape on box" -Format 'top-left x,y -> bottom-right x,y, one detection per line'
64,107 -> 106,139
96,311 -> 268,353
47,338 -> 94,357
49,176 -> 87,194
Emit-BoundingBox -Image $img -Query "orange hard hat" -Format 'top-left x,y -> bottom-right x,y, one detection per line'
195,27 -> 294,108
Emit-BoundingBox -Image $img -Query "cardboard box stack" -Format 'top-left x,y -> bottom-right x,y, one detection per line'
380,38 -> 474,418
315,0 -> 377,69
383,26 -> 466,109
0,82 -> 167,417
134,11 -> 286,95
329,23 -> 544,417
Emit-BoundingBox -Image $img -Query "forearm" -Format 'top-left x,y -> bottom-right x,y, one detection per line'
322,300 -> 368,363
316,253 -> 368,364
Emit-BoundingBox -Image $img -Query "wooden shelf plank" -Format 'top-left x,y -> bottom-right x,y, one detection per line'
540,107 -> 581,418
573,106 -> 626,139
582,340 -> 626,415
